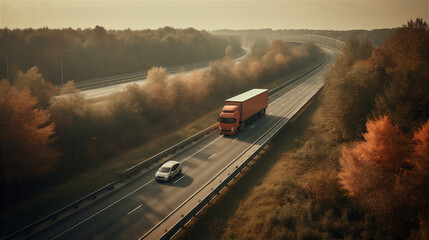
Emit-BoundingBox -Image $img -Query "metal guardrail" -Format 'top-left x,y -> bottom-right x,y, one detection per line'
74,62 -> 206,91
2,181 -> 115,240
277,35 -> 345,52
120,123 -> 219,178
3,123 -> 219,240
4,47 -> 325,240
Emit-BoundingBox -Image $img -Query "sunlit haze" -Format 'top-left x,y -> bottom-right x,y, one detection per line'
1,0 -> 427,30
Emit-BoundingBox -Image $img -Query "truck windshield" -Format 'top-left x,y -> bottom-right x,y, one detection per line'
220,118 -> 235,124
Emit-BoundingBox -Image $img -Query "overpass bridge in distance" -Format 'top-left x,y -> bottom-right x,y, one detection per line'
277,34 -> 345,52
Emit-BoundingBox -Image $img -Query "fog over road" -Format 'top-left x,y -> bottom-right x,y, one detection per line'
29,48 -> 336,240
77,49 -> 249,100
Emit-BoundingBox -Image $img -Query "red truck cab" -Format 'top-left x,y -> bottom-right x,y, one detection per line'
219,105 -> 240,135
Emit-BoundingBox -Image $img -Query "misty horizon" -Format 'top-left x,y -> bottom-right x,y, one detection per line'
1,0 -> 427,31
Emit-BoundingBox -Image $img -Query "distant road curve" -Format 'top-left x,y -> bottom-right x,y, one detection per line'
61,35 -> 343,100
70,49 -> 248,99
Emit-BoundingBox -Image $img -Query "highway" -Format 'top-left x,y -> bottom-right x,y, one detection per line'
78,50 -> 249,99
27,48 -> 337,240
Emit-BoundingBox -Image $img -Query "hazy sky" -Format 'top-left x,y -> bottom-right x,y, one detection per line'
0,0 -> 428,30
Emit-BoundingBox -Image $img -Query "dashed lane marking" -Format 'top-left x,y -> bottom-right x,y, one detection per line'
127,204 -> 142,216
174,175 -> 186,184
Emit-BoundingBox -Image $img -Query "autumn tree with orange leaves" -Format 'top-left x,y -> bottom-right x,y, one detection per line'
339,116 -> 429,237
0,83 -> 58,190
406,121 -> 429,217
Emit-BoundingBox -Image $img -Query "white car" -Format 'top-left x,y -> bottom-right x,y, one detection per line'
155,161 -> 182,182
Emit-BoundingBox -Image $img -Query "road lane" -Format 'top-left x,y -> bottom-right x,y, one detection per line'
28,49 -> 336,240
143,48 -> 336,239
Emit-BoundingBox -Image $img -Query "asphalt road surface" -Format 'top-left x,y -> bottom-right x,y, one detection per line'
29,48 -> 337,240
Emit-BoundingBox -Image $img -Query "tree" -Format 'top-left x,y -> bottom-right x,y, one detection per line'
321,39 -> 382,141
0,78 -> 11,96
373,69 -> 429,133
338,116 -> 412,236
225,45 -> 234,59
49,81 -> 88,170
411,120 -> 429,177
405,120 -> 429,216
0,27 -> 241,84
371,18 -> 429,133
14,66 -> 55,108
339,116 -> 409,195
339,38 -> 373,68
144,67 -> 174,117
0,87 -> 58,187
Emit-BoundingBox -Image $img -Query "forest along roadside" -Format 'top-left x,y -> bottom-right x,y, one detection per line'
178,20 -> 429,240
0,43 -> 325,238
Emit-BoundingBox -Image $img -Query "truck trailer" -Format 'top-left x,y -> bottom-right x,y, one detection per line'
219,89 -> 268,136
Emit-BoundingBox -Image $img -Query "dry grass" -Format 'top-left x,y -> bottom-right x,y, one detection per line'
219,103 -> 383,239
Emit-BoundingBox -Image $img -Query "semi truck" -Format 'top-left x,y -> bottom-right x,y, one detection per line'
219,89 -> 268,136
